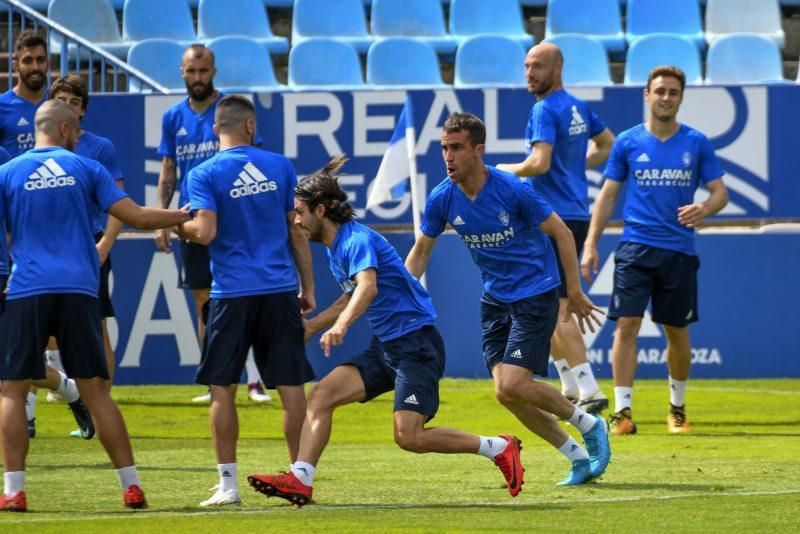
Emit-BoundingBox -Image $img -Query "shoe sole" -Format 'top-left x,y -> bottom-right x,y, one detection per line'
247,475 -> 310,507
200,499 -> 241,507
499,436 -> 525,497
578,398 -> 609,414
124,500 -> 148,510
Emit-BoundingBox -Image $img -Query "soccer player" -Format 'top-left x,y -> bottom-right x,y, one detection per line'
497,42 -> 615,413
247,156 -> 524,507
581,66 -> 728,435
155,44 -> 269,403
406,112 -> 611,486
175,96 -> 315,507
0,100 -> 191,511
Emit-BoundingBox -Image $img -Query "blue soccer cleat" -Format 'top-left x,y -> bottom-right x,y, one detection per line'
583,415 -> 612,478
556,459 -> 593,486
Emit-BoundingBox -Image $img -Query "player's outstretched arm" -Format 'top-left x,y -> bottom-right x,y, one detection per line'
677,177 -> 728,229
303,293 -> 351,343
405,234 -> 437,279
320,269 -> 378,357
154,157 -> 177,253
496,141 -> 553,178
581,178 -> 622,283
108,197 -> 191,230
586,128 -> 616,169
176,209 -> 216,245
287,210 -> 316,315
96,179 -> 125,265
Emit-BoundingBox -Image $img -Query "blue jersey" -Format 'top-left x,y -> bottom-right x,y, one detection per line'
76,130 -> 124,234
603,123 -> 724,255
422,166 -> 560,302
0,146 -> 127,299
327,221 -> 436,342
0,146 -> 13,275
0,89 -> 45,157
524,89 -> 606,220
187,145 -> 298,298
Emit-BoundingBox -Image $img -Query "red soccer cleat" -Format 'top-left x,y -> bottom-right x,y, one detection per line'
0,491 -> 27,512
494,435 -> 525,497
248,471 -> 312,507
123,484 -> 147,509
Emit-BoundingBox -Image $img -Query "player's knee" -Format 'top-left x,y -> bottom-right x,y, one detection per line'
495,380 -> 523,407
393,427 -> 425,453
616,317 -> 642,339
307,384 -> 336,414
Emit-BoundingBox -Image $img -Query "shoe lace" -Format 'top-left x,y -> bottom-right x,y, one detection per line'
609,412 -> 626,426
671,406 -> 686,426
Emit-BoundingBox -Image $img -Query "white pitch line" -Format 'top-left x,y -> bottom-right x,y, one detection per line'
4,488 -> 799,524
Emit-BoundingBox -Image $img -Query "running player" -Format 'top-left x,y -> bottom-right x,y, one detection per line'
247,156 -> 524,507
581,66 -> 728,435
0,100 -> 191,511
175,96 -> 315,507
407,112 -> 611,486
497,42 -> 615,412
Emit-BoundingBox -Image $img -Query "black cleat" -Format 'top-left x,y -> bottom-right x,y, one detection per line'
68,399 -> 95,440
578,391 -> 609,414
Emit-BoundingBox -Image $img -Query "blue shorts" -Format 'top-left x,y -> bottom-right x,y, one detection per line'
196,291 -> 315,387
481,289 -> 559,377
178,240 -> 212,290
608,241 -> 699,327
348,325 -> 445,420
549,219 -> 589,298
0,294 -> 107,380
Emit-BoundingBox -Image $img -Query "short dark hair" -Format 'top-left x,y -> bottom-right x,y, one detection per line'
184,43 -> 215,65
295,156 -> 356,224
49,75 -> 89,111
646,66 -> 686,93
215,94 -> 255,131
442,112 -> 486,146
15,30 -> 47,54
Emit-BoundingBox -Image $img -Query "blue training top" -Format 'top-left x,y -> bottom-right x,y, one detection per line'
76,130 -> 124,234
0,89 -> 45,157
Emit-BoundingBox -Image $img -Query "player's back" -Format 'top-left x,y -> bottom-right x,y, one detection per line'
187,145 -> 298,298
0,89 -> 40,157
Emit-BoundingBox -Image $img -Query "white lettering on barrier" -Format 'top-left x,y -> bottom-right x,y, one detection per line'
583,348 -> 722,365
352,91 -> 407,157
415,90 -> 462,155
283,92 -> 343,158
119,253 -> 201,368
482,89 -> 526,154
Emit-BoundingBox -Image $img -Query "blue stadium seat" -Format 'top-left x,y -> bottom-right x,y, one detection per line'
292,0 -> 372,54
624,34 -> 703,85
288,38 -> 365,90
198,0 -> 288,55
370,0 -> 456,54
449,0 -> 534,50
545,34 -> 612,86
264,0 -> 293,5
126,38 -> 186,93
706,0 -> 785,48
367,38 -> 447,87
48,0 -> 130,59
546,0 -> 625,58
626,0 -> 704,50
207,36 -> 280,92
519,0 -> 549,5
454,35 -> 526,88
705,33 -> 783,84
123,0 -> 197,44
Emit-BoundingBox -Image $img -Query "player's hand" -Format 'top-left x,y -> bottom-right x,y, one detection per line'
320,323 -> 347,357
96,240 -> 111,265
580,244 -> 600,284
565,291 -> 605,335
154,228 -> 172,253
298,290 -> 316,316
677,203 -> 708,229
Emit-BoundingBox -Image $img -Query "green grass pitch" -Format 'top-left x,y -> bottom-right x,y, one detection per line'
1,378 -> 797,532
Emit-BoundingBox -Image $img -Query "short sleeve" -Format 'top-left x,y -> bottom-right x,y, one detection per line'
603,136 -> 629,182
698,135 -> 724,185
588,107 -> 607,139
516,182 -> 553,227
92,162 -> 127,211
420,190 -> 446,238
344,232 -> 379,279
281,157 -> 298,212
187,166 -> 216,213
528,102 -> 557,146
0,147 -> 11,165
157,110 -> 176,160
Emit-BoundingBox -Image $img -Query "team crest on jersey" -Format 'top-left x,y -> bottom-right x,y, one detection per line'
682,152 -> 692,167
498,210 -> 509,226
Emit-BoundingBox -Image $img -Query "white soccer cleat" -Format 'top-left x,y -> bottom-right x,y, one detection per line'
192,390 -> 211,403
46,391 -> 64,403
199,488 -> 241,507
248,383 -> 273,403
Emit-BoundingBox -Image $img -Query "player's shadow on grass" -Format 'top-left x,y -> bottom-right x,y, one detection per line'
691,420 -> 800,428
35,462 -> 209,473
588,482 -> 737,492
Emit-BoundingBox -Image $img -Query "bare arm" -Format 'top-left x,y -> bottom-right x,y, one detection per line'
319,269 -> 378,357
586,128 -> 616,169
154,157 -> 177,252
581,178 -> 622,283
287,210 -> 316,315
496,141 -> 553,177
405,234 -> 437,279
303,293 -> 351,342
107,197 -> 190,230
96,179 -> 125,264
677,177 -> 728,229
176,209 -> 216,246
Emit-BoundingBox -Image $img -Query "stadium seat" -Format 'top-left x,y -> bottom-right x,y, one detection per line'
519,0 -> 549,5
370,0 -> 456,54
626,0 -> 704,50
292,0 -> 372,54
624,34 -> 703,85
123,0 -> 197,44
288,38 -> 365,90
706,0 -> 785,48
126,38 -> 186,93
454,35 -> 526,88
48,0 -> 130,59
264,0 -> 294,5
449,0 -> 534,50
207,36 -> 280,92
546,0 -> 626,58
367,38 -> 447,87
545,34 -> 612,86
197,0 -> 289,55
705,33 -> 783,84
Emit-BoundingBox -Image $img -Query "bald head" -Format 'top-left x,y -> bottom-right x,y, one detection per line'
35,99 -> 78,134
214,95 -> 256,148
524,42 -> 564,98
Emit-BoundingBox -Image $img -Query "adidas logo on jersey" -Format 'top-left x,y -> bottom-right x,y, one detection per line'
452,215 -> 465,225
229,162 -> 278,198
569,105 -> 587,135
636,153 -> 650,163
25,158 -> 76,190
17,117 -> 29,127
176,127 -> 188,136
510,349 -> 523,359
404,394 -> 419,405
